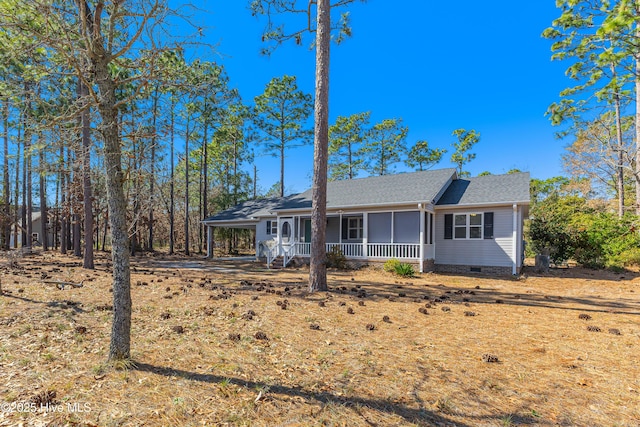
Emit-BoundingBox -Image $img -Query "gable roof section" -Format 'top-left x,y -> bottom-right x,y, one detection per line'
436,172 -> 530,207
276,168 -> 457,211
204,169 -> 531,225
202,197 -> 285,224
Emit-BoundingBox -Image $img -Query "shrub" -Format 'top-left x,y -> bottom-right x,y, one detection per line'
383,258 -> 401,273
326,246 -> 347,269
394,263 -> 415,277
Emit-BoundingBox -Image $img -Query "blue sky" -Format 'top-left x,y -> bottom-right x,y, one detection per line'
193,1 -> 570,194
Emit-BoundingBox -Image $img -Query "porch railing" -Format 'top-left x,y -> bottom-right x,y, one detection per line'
367,243 -> 420,259
258,240 -> 278,268
295,242 -> 311,256
281,241 -> 297,268
294,242 -> 422,259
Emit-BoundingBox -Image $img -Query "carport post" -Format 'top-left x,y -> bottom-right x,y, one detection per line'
207,225 -> 214,259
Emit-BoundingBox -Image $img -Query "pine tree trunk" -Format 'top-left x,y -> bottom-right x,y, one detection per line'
612,65 -> 625,218
94,61 -> 132,360
14,126 -> 20,249
148,86 -> 158,252
184,117 -> 190,256
169,97 -> 175,255
39,143 -> 48,251
24,90 -> 32,251
636,25 -> 640,215
2,101 -> 9,250
280,133 -> 285,197
201,120 -> 208,255
309,0 -> 330,292
80,79 -> 94,268
60,143 -> 67,254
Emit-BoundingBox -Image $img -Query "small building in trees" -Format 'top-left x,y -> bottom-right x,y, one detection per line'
9,208 -> 57,249
203,169 -> 530,275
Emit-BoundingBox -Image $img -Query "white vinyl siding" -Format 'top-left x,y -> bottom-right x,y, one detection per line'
256,219 -> 277,243
435,207 -> 515,267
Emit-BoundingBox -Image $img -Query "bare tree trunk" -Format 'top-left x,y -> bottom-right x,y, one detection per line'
80,78 -> 94,268
636,25 -> 640,215
253,164 -> 257,199
309,0 -> 330,292
148,86 -> 159,252
130,111 -> 140,257
169,96 -> 175,255
2,101 -> 9,250
280,131 -> 285,197
13,123 -> 20,249
611,65 -> 625,217
184,117 -> 191,256
201,119 -> 208,255
39,142 -> 48,251
54,157 -> 59,250
21,119 -> 27,249
24,89 -> 32,251
94,62 -> 132,360
60,143 -> 67,254
102,208 -> 108,251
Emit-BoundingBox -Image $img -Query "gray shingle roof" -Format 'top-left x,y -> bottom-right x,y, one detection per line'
202,197 -> 285,223
276,168 -> 457,211
436,172 -> 530,206
204,169 -> 530,224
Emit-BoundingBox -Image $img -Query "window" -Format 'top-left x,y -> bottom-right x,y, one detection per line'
266,220 -> 277,236
347,217 -> 363,240
454,214 -> 468,238
445,213 -> 494,240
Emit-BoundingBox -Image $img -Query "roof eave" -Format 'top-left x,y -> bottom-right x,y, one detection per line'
274,199 -> 438,214
435,200 -> 530,209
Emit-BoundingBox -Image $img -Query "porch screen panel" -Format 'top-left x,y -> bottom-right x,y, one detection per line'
393,211 -> 419,243
368,213 -> 391,243
326,217 -> 340,243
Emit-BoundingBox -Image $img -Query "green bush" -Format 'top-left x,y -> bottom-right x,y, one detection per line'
528,192 -> 640,270
383,258 -> 401,273
326,246 -> 347,269
394,263 -> 415,277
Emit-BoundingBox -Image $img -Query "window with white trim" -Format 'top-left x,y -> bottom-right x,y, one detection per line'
266,220 -> 277,236
347,217 -> 363,240
453,213 -> 483,239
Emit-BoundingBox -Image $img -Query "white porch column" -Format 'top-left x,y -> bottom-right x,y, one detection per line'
419,204 -> 425,273
431,212 -> 436,264
277,214 -> 281,256
206,225 -> 214,259
390,212 -> 394,244
339,211 -> 343,244
512,204 -> 518,275
362,212 -> 368,258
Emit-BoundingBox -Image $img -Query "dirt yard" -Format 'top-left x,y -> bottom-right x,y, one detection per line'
0,251 -> 638,426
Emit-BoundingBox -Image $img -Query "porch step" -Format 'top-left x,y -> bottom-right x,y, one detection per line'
270,256 -> 285,269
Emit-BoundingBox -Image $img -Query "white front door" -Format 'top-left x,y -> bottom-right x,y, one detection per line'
279,217 -> 294,247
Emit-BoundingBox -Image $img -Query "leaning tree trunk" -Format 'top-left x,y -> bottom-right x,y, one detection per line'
309,0 -> 330,292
